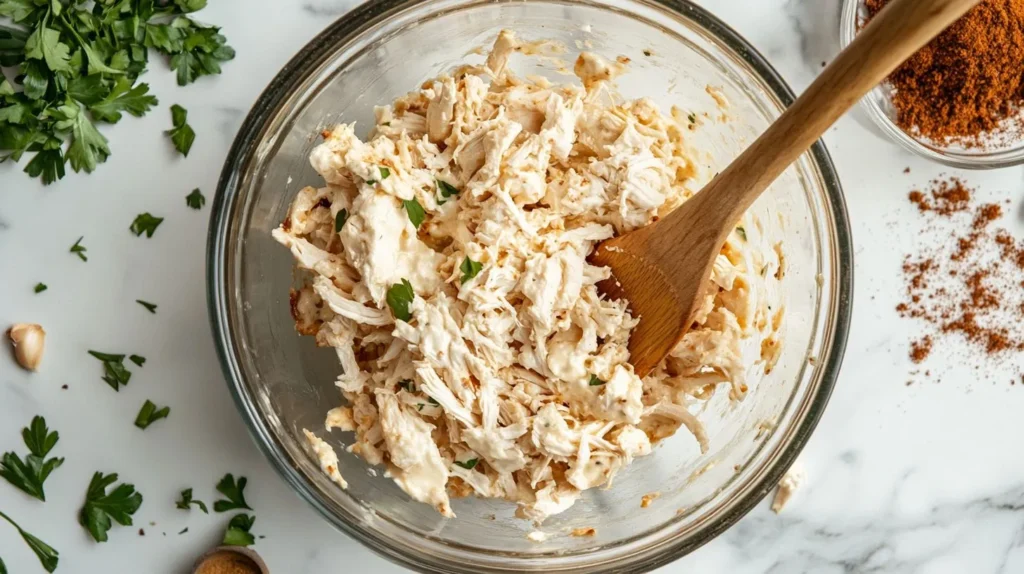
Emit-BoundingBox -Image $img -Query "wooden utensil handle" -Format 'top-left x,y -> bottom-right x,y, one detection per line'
674,0 -> 981,231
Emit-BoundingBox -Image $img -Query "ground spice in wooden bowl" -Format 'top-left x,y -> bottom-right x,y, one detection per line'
865,0 -> 1024,146
897,177 -> 1024,383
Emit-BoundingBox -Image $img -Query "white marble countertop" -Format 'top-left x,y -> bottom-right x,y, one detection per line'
2,0 -> 1024,572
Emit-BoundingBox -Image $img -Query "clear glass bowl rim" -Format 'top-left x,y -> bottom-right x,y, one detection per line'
839,0 -> 1024,169
207,0 -> 855,571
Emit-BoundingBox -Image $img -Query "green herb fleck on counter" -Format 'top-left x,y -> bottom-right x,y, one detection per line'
129,354 -> 146,367
166,104 -> 195,157
130,213 -> 163,238
134,400 -> 170,430
87,351 -> 132,391
186,188 -> 205,210
176,488 -> 208,514
70,237 -> 87,261
136,300 -> 157,313
33,283 -> 46,294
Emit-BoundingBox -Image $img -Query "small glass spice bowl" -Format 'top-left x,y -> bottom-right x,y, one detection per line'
840,0 -> 1024,169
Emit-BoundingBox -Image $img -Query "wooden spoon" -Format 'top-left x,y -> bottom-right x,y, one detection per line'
590,0 -> 981,377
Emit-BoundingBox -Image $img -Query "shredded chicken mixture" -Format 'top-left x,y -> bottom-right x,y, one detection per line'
276,30 -> 784,522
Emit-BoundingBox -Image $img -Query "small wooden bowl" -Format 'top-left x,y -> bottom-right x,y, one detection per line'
192,546 -> 269,574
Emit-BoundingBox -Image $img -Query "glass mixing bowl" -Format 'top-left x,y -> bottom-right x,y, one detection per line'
840,0 -> 1024,169
207,0 -> 853,571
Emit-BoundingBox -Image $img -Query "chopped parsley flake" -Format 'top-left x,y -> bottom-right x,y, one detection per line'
589,374 -> 605,386
736,226 -> 747,241
403,198 -> 425,228
70,237 -> 87,261
453,458 -> 479,470
88,351 -> 132,391
134,400 -> 170,430
437,178 -> 460,201
129,355 -> 146,367
129,213 -> 163,238
386,279 -> 415,322
166,104 -> 195,156
136,300 -> 157,313
186,188 -> 205,209
459,257 -> 483,284
334,208 -> 348,232
176,488 -> 209,513
33,283 -> 46,293
379,166 -> 391,180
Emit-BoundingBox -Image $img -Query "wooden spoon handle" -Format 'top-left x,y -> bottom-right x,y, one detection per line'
675,0 -> 982,229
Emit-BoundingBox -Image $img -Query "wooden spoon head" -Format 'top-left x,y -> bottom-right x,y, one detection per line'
590,200 -> 724,378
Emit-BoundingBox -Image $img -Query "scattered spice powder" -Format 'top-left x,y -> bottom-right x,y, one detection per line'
864,0 -> 1024,146
898,177 -> 1024,382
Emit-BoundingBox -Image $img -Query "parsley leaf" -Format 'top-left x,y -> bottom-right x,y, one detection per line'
589,374 -> 605,386
69,236 -> 87,261
186,188 -> 205,209
54,102 -> 111,174
460,257 -> 482,284
379,166 -> 390,180
453,458 -> 479,470
403,198 -> 425,228
0,416 -> 63,502
134,400 -> 170,430
129,354 -> 146,367
89,79 -> 157,123
129,213 -> 163,237
24,26 -> 70,73
33,283 -> 46,293
736,226 -> 747,241
334,208 -> 348,232
158,17 -> 235,86
88,350 -> 132,391
386,279 -> 415,322
0,509 -> 59,572
175,488 -> 208,513
24,149 -> 66,185
213,474 -> 252,512
222,513 -> 255,546
136,300 -> 157,313
437,178 -> 459,201
79,472 -> 143,543
165,104 -> 194,156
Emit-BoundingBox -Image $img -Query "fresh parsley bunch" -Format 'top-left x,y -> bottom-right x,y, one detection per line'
0,0 -> 235,184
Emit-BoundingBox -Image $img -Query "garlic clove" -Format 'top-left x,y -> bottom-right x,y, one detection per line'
8,323 -> 45,371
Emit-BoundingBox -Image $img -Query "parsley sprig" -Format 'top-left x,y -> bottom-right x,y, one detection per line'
0,509 -> 58,572
176,488 -> 208,513
69,236 -> 87,261
213,473 -> 252,512
0,1 -> 233,184
79,472 -> 143,543
0,416 -> 63,502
